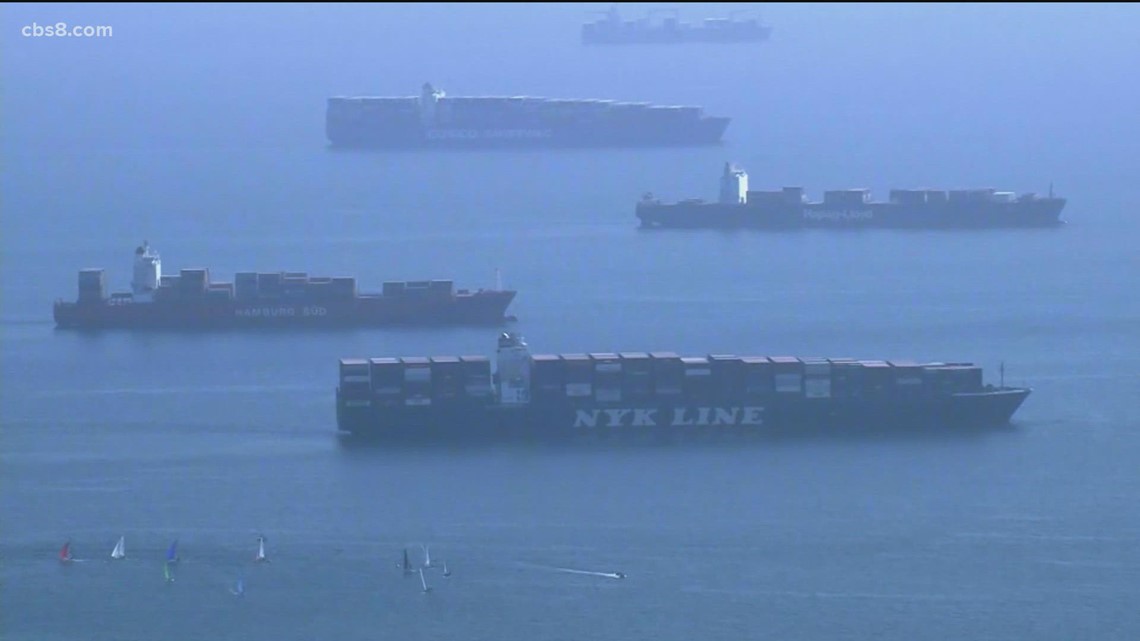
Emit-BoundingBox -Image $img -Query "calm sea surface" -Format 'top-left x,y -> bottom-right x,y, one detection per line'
3,4 -> 1139,640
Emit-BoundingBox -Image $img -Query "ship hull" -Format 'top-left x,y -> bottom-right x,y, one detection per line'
326,118 -> 730,150
636,200 -> 1066,229
53,292 -> 516,330
337,388 -> 1030,444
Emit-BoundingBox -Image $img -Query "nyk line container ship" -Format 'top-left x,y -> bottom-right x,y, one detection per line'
53,243 -> 516,330
326,83 -> 730,149
636,163 -> 1066,229
336,333 -> 1030,443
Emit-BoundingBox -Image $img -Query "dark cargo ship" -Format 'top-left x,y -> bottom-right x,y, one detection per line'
637,163 -> 1066,229
326,83 -> 730,149
336,333 -> 1030,443
582,6 -> 772,45
53,243 -> 516,330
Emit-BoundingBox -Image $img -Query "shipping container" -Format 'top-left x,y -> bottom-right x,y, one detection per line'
590,353 -> 622,403
530,354 -> 564,403
368,357 -> 403,407
801,358 -> 831,399
708,354 -> 745,402
823,189 -> 871,206
770,357 -> 803,394
460,356 -> 492,398
829,361 -> 864,399
741,356 -> 773,398
382,281 -> 406,296
619,352 -> 653,401
257,272 -> 283,296
561,354 -> 593,399
429,280 -> 455,295
924,190 -> 949,204
681,356 -> 713,401
339,358 -> 371,397
401,357 -> 432,406
782,187 -> 806,204
923,365 -> 983,393
430,356 -> 464,402
859,361 -> 893,397
889,189 -> 927,205
234,272 -> 258,300
650,352 -> 683,397
77,269 -> 107,301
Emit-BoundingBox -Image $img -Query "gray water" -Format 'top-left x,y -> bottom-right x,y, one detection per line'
3,4 -> 1139,640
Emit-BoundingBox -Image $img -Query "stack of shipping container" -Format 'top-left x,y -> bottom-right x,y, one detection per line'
340,351 -> 991,414
77,269 -> 106,303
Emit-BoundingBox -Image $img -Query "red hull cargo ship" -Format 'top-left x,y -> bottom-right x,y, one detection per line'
54,243 -> 516,330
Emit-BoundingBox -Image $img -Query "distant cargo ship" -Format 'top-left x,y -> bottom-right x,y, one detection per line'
336,332 -> 1029,443
582,6 -> 772,45
326,83 -> 730,149
636,163 -> 1067,229
53,243 -> 516,330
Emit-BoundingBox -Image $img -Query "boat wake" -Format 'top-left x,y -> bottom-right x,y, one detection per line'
519,562 -> 625,579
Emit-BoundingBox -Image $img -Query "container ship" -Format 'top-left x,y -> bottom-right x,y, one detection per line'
53,243 -> 516,330
326,83 -> 730,149
637,163 -> 1067,229
582,6 -> 772,45
336,333 -> 1030,443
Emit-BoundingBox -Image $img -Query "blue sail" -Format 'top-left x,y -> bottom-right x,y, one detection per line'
166,539 -> 179,563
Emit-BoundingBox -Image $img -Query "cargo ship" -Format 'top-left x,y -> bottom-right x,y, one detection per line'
582,6 -> 772,45
53,243 -> 516,330
637,163 -> 1067,229
326,83 -> 730,149
336,333 -> 1030,443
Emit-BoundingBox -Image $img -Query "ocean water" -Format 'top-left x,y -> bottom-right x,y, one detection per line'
2,4 -> 1139,640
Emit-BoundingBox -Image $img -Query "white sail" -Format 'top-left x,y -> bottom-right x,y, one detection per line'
111,536 -> 125,560
254,537 -> 266,562
419,568 -> 431,592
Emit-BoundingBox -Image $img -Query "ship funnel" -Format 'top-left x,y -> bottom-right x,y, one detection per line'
719,162 -> 748,204
496,332 -> 531,405
130,241 -> 161,298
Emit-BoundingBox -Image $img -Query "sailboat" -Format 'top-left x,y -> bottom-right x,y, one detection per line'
111,536 -> 126,560
399,548 -> 414,576
418,568 -> 432,593
230,577 -> 245,596
421,544 -> 434,569
442,562 -> 451,578
165,539 -> 179,564
163,561 -> 175,583
253,536 -> 268,563
59,540 -> 74,563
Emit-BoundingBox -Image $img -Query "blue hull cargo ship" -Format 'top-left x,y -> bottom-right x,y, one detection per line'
54,243 -> 516,330
336,333 -> 1030,443
637,163 -> 1066,229
326,83 -> 730,149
